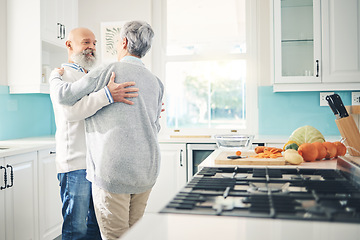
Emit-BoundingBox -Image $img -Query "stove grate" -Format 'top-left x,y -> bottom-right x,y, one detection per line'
252,168 -> 283,178
249,195 -> 297,215
304,180 -> 360,194
188,177 -> 236,191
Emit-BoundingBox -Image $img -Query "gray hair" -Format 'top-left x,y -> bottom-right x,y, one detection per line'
120,21 -> 154,58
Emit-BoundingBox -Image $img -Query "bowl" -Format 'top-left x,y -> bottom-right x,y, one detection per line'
215,134 -> 254,150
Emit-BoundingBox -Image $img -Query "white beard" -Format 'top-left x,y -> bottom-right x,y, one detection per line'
71,49 -> 98,70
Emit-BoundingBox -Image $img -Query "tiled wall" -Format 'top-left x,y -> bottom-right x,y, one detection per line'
0,84 -> 354,141
258,86 -> 351,136
0,86 -> 55,140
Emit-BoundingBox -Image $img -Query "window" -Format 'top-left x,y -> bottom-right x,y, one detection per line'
152,0 -> 258,135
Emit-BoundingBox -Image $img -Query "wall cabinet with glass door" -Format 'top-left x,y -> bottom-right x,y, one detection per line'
273,0 -> 360,92
7,0 -> 77,94
274,0 -> 321,85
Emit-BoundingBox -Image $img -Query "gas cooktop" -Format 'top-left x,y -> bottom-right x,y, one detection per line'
160,158 -> 360,223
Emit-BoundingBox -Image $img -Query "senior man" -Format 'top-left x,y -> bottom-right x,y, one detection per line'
50,27 -> 139,240
50,21 -> 163,239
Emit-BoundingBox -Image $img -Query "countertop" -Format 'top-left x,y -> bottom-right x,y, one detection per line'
121,213 -> 360,240
0,136 -> 56,158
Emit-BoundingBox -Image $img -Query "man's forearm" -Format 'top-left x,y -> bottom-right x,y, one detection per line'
49,71 -> 98,106
61,88 -> 111,122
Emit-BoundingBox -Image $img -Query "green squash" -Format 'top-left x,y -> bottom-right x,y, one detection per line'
285,143 -> 299,151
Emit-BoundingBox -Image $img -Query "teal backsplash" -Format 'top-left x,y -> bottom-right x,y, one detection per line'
0,85 -> 56,140
258,86 -> 351,136
0,85 -> 352,140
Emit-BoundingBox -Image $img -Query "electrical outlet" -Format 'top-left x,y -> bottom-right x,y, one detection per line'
320,92 -> 334,106
352,92 -> 360,105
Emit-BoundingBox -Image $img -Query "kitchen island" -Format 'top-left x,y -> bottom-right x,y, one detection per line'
121,151 -> 360,240
122,212 -> 360,240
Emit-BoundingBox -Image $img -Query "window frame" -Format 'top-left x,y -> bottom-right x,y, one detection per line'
151,0 -> 259,137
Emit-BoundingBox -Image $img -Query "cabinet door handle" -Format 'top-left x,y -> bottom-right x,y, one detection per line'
179,149 -> 183,167
62,25 -> 66,39
0,166 -> 6,190
50,151 -> 56,155
316,60 -> 319,77
6,165 -> 13,188
57,23 -> 61,38
60,24 -> 64,39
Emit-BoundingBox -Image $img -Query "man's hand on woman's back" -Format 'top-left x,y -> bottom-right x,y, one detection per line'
107,72 -> 139,105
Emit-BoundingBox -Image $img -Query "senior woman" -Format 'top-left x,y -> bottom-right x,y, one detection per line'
50,21 -> 164,239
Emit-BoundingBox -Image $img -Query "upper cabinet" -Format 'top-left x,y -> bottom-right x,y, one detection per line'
274,0 -> 322,84
41,0 -> 78,48
7,0 -> 78,94
321,0 -> 360,83
273,0 -> 360,92
0,1 -> 6,86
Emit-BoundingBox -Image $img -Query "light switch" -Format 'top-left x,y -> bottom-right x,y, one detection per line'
352,92 -> 360,106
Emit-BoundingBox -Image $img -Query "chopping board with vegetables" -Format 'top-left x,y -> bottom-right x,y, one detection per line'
215,151 -> 286,165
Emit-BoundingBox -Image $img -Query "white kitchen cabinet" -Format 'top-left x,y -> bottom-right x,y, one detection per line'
0,152 -> 39,240
41,0 -> 78,48
7,0 -> 78,94
273,0 -> 360,91
0,157 -> 5,240
146,143 -> 187,213
38,148 -> 62,240
274,0 -> 322,84
321,0 -> 360,83
0,0 -> 6,86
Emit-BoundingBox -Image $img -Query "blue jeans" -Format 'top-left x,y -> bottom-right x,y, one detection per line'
58,169 -> 102,240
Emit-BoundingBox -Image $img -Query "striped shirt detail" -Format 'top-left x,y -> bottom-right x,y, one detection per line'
104,86 -> 114,103
62,63 -> 86,73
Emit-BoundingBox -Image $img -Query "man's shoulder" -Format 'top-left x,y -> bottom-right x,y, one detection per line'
61,64 -> 86,82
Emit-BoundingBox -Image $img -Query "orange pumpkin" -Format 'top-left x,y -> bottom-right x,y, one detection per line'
312,142 -> 327,160
333,141 -> 347,157
298,143 -> 318,162
322,142 -> 337,159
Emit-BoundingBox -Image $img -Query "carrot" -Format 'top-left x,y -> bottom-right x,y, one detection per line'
253,147 -> 283,159
255,146 -> 265,154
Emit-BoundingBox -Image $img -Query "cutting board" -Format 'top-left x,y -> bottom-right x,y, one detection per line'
215,151 -> 286,165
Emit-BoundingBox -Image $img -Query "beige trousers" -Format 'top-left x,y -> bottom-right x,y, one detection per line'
92,184 -> 152,240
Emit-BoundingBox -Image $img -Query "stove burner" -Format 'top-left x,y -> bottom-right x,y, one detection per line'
247,182 -> 290,194
290,175 -> 311,180
302,200 -> 340,219
221,173 -> 248,179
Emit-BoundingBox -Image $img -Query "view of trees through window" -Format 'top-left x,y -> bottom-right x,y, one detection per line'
166,60 -> 246,129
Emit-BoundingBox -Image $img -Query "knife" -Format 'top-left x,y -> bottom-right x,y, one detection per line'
326,95 -> 339,119
227,155 -> 248,159
331,94 -> 349,118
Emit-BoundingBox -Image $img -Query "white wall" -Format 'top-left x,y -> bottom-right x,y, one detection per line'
258,0 -> 272,86
0,0 -> 7,85
78,0 -> 152,67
